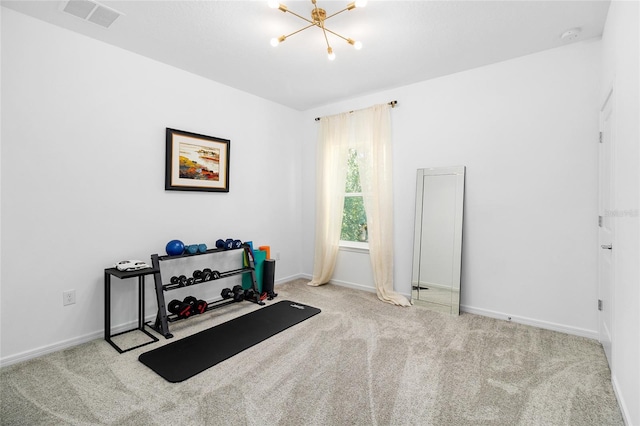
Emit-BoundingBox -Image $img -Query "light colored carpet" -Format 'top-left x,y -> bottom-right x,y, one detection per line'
0,279 -> 623,425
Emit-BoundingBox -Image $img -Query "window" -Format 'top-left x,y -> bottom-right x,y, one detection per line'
340,149 -> 368,246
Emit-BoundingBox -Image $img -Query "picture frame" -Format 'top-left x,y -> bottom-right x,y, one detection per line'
165,128 -> 230,192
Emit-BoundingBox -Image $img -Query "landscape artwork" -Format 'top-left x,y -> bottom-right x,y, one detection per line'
165,128 -> 230,192
179,142 -> 220,181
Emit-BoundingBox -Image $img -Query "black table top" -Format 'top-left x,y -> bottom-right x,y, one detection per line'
105,267 -> 159,279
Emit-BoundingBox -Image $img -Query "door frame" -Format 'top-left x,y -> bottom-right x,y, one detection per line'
598,86 -> 615,367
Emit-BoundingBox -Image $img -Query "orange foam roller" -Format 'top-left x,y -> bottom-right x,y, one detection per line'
258,245 -> 271,259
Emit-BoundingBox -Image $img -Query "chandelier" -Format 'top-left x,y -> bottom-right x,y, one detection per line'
268,0 -> 367,61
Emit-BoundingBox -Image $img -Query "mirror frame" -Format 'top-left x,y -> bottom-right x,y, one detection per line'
411,166 -> 465,315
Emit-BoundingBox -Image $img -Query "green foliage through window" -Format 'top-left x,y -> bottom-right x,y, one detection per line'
341,150 -> 368,243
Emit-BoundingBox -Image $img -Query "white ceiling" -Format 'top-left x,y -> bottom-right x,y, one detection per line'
2,0 -> 611,111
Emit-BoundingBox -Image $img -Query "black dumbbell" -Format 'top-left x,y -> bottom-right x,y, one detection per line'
184,296 -> 207,314
221,285 -> 244,301
205,270 -> 220,281
201,268 -> 213,281
183,296 -> 200,315
244,288 -> 256,301
171,275 -> 187,287
232,285 -> 244,302
183,296 -> 197,308
194,299 -> 207,314
170,275 -> 188,287
193,269 -> 212,282
168,299 -> 193,319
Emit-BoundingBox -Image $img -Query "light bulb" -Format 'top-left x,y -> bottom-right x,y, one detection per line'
355,0 -> 367,7
267,0 -> 279,9
328,48 -> 336,61
347,38 -> 363,50
271,35 -> 286,46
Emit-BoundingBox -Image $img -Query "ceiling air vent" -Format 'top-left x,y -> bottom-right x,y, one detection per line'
62,0 -> 122,28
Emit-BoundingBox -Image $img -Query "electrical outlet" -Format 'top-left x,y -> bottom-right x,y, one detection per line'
275,252 -> 281,261
63,290 -> 76,306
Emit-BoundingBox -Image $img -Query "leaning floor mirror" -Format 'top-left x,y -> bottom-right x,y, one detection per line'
411,166 -> 466,315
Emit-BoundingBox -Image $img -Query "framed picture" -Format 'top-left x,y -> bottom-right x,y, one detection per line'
165,128 -> 230,192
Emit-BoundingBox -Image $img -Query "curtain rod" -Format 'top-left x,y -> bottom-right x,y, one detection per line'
314,100 -> 398,121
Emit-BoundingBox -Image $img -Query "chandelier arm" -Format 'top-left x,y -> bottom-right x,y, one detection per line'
323,7 -> 350,21
311,2 -> 332,50
319,21 -> 332,49
284,9 -> 317,26
284,23 -> 317,38
321,26 -> 350,43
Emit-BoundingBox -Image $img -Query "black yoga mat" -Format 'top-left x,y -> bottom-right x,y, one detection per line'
139,300 -> 321,382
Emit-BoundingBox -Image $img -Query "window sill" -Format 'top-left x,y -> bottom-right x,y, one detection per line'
339,240 -> 369,254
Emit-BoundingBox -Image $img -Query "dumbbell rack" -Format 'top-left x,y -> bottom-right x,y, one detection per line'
149,244 -> 261,339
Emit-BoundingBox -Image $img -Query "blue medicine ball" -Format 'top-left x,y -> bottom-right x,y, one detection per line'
165,239 -> 185,256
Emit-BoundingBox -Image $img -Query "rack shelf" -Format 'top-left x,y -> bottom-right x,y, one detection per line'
150,244 -> 261,339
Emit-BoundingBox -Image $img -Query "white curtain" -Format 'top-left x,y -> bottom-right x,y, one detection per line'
308,111 -> 350,286
309,104 -> 410,307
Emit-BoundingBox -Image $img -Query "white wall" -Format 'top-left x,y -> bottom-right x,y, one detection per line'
601,2 -> 639,424
302,39 -> 603,338
2,9 -> 637,420
0,9 -> 304,364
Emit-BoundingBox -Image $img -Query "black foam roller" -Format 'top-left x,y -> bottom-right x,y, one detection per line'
263,259 -> 276,294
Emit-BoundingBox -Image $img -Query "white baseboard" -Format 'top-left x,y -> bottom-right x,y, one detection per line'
0,315 -> 163,368
0,275 -> 315,368
298,273 -> 378,294
0,330 -> 103,367
298,273 -> 375,292
275,273 -> 306,285
611,374 -> 633,426
460,304 -> 599,340
328,278 -> 377,294
306,275 -> 413,300
0,277 -> 598,368
300,278 -> 597,340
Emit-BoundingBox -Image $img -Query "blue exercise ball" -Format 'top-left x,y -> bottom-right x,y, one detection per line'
165,240 -> 185,256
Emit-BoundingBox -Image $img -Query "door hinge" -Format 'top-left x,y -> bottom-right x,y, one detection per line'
599,132 -> 603,143
598,215 -> 603,227
598,299 -> 603,311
